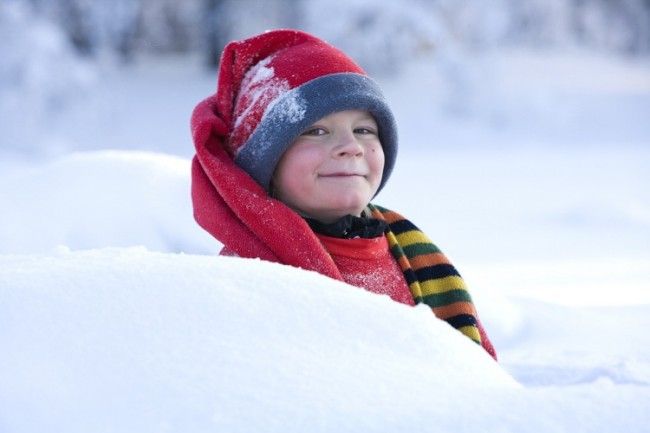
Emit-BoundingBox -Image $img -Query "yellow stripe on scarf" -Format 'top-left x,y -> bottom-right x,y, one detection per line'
385,230 -> 400,249
458,325 -> 482,343
420,275 -> 467,296
395,230 -> 430,248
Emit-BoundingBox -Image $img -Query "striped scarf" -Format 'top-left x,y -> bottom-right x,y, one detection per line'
368,204 -> 484,348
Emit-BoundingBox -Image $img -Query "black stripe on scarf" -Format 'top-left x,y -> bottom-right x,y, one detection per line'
385,218 -> 418,235
415,264 -> 461,281
446,314 -> 478,328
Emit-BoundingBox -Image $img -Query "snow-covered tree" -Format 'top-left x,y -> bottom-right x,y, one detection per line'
0,0 -> 95,157
7,0 -> 650,68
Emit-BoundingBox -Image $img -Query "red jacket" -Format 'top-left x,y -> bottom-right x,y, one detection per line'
314,233 -> 415,306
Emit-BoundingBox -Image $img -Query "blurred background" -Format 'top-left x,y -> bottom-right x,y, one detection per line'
1,0 -> 649,158
9,0 -> 650,68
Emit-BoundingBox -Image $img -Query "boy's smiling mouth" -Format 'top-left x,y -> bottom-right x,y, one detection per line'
318,172 -> 366,178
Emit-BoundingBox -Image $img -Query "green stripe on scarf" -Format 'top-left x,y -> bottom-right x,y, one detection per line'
369,204 -> 483,346
402,243 -> 442,257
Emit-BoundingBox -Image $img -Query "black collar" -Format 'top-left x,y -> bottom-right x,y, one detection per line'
305,214 -> 387,239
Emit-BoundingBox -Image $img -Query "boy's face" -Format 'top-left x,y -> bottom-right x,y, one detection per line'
272,110 -> 385,223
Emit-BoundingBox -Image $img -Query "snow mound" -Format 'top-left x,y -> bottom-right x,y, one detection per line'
2,249 -> 649,432
0,150 -> 216,255
1,247 -> 516,432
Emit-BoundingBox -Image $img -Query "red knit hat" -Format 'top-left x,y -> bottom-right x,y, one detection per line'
212,29 -> 398,193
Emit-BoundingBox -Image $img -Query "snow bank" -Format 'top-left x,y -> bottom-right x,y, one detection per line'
2,248 -> 648,433
0,150 -> 216,255
1,247 -> 513,433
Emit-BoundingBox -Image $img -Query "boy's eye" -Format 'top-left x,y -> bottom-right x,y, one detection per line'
354,127 -> 377,135
300,127 -> 327,136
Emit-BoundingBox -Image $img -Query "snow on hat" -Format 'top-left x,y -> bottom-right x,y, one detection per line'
217,29 -> 398,193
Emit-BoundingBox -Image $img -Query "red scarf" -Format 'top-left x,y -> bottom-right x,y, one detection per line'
192,95 -> 342,278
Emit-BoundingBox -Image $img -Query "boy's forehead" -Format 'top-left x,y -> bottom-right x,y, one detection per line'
356,111 -> 375,120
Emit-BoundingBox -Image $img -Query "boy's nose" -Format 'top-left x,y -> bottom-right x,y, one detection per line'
333,133 -> 364,158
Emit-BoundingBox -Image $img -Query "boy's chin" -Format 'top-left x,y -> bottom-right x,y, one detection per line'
313,201 -> 369,221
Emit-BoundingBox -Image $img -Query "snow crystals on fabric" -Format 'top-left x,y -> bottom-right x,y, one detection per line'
344,269 -> 414,306
266,88 -> 306,124
233,57 -> 283,129
231,56 -> 306,157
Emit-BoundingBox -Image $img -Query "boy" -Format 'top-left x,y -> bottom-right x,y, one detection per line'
191,29 -> 496,359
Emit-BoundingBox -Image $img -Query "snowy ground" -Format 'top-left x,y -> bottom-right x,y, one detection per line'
1,41 -> 649,431
2,247 -> 649,433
